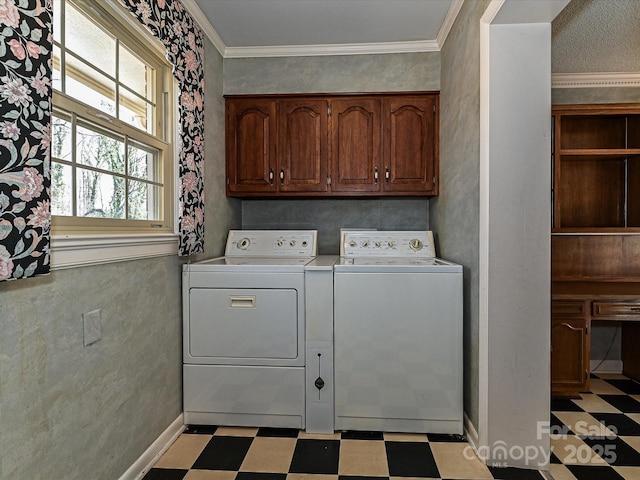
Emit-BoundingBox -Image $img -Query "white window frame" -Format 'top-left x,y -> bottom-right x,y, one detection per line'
51,0 -> 178,268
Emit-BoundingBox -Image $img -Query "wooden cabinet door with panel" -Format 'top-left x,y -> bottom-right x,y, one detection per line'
382,96 -> 438,194
330,98 -> 381,193
551,300 -> 590,397
226,98 -> 277,194
278,98 -> 329,193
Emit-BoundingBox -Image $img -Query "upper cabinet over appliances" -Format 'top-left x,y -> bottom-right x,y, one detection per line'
225,92 -> 439,197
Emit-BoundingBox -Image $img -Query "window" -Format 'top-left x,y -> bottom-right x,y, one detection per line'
51,0 -> 174,235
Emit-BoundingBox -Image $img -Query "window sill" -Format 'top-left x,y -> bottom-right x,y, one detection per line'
51,233 -> 179,270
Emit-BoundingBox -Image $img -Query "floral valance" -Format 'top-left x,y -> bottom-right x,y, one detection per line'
0,0 -> 52,281
117,0 -> 205,256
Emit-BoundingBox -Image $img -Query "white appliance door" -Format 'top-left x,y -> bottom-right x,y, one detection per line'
334,271 -> 463,433
189,288 -> 298,360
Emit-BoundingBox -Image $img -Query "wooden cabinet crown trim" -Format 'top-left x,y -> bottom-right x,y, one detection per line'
224,91 -> 440,99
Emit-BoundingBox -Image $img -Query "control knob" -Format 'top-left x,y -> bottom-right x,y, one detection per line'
409,239 -> 424,251
238,238 -> 251,249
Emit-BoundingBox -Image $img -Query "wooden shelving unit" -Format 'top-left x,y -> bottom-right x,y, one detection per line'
551,104 -> 640,397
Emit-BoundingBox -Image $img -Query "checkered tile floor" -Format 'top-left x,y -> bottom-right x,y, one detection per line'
143,374 -> 640,480
550,373 -> 640,480
143,427 -> 545,480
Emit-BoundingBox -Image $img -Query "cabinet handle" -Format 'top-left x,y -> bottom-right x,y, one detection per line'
374,166 -> 379,184
269,169 -> 274,184
385,167 -> 390,183
280,169 -> 284,184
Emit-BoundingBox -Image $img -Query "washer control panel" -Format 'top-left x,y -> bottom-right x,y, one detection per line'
340,230 -> 436,257
225,230 -> 318,257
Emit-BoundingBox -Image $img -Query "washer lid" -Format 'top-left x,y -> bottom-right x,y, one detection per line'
186,256 -> 315,273
335,256 -> 462,273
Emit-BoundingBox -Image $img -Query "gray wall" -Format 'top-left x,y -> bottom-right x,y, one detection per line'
242,198 -> 429,254
0,257 -> 183,480
432,0 -> 487,431
224,53 -> 439,250
552,0 -> 640,74
0,36 -> 235,479
551,0 -> 640,365
195,38 -> 242,261
224,52 -> 439,94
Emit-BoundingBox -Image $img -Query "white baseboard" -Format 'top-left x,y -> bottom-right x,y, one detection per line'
118,414 -> 185,480
590,360 -> 623,374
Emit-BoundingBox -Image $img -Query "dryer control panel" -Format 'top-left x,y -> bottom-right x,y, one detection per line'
226,230 -> 318,257
340,230 -> 436,257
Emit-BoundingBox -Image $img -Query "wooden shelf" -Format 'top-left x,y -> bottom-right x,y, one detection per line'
558,149 -> 640,157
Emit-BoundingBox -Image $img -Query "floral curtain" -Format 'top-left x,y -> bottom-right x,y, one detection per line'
0,0 -> 52,282
117,0 -> 205,256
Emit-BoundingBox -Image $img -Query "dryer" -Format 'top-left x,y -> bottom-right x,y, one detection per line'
333,230 -> 463,434
182,230 -> 317,428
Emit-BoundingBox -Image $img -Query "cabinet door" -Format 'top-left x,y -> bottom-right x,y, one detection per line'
382,96 -> 438,194
226,98 -> 277,194
278,98 -> 328,193
551,313 -> 590,397
330,98 -> 381,193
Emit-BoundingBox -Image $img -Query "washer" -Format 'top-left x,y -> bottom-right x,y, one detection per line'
182,230 -> 317,428
334,230 -> 463,434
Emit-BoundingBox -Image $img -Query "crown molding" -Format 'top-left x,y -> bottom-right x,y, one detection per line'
224,40 -> 440,58
180,0 -> 445,58
181,0 -> 227,57
437,0 -> 465,49
552,72 -> 640,88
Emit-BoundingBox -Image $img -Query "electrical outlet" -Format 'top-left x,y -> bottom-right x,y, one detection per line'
82,309 -> 102,347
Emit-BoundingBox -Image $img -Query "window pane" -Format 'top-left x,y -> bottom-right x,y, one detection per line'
119,45 -> 151,100
51,162 -> 73,216
53,0 -> 61,43
76,124 -> 125,174
128,180 -> 161,220
53,45 -> 62,92
66,53 -> 116,115
120,87 -> 151,132
52,115 -> 72,162
65,2 -> 115,77
128,142 -> 159,181
77,168 -> 125,219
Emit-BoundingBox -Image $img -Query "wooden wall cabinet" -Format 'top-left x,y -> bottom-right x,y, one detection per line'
225,98 -> 277,195
225,92 -> 439,197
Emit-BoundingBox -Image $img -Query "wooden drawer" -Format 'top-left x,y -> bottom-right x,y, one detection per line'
592,301 -> 640,319
552,300 -> 586,317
